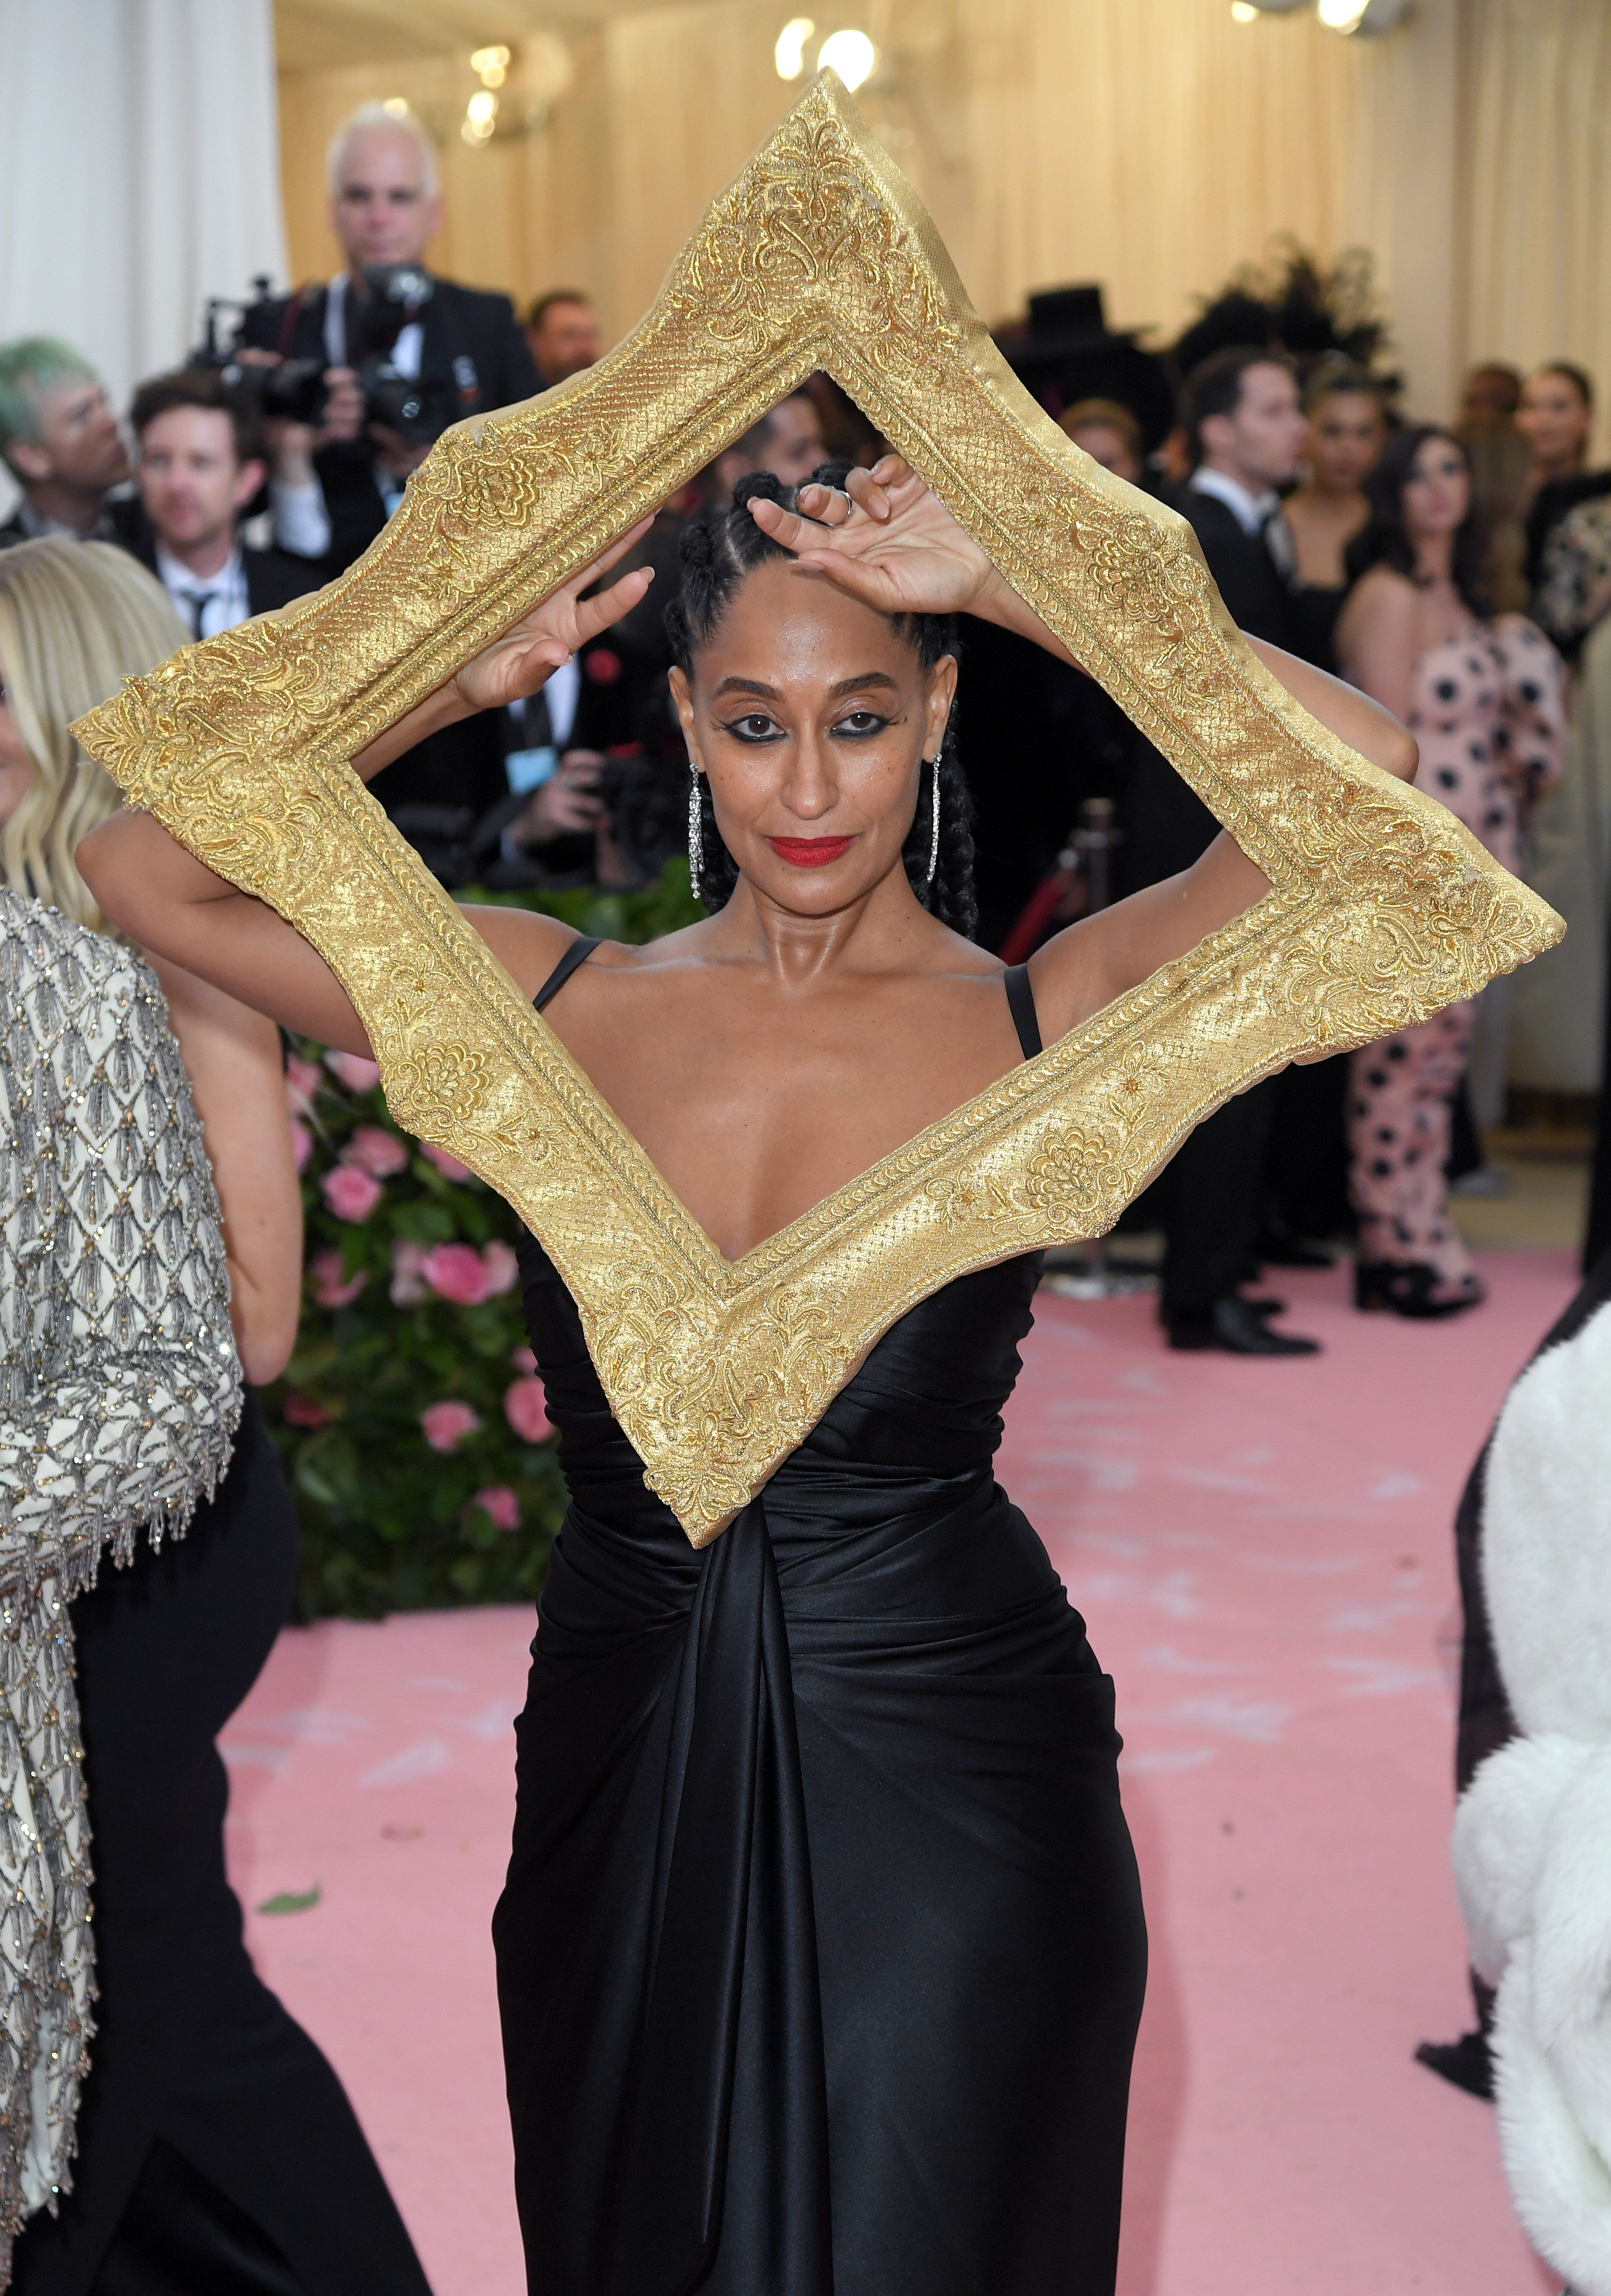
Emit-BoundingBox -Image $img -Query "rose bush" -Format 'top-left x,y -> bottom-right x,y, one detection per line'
264,866 -> 700,1617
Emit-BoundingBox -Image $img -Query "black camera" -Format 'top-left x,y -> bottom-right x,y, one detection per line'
197,267 -> 457,446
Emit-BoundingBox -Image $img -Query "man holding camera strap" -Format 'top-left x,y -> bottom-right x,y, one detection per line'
240,102 -> 538,578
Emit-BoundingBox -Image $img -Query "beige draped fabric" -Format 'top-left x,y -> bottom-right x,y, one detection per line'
277,0 -> 1611,438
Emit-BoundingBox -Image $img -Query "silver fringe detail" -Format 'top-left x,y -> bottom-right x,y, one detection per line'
0,890 -> 243,2259
926,757 -> 941,887
687,766 -> 703,900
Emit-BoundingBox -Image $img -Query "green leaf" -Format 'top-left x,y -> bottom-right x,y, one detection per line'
257,1885 -> 321,1915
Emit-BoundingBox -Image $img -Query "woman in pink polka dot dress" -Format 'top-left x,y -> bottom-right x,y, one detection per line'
1337,426 -> 1563,1317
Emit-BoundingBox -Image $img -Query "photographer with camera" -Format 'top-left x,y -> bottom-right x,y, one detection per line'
127,370 -> 318,637
239,104 -> 538,577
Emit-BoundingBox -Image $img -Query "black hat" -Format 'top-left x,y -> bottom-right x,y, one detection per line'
998,283 -> 1175,451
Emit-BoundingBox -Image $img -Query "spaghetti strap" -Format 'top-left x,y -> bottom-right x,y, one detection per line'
533,936 -> 601,1013
1003,962 -> 1042,1060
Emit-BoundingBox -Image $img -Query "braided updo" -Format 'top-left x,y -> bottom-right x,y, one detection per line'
663,464 -> 978,938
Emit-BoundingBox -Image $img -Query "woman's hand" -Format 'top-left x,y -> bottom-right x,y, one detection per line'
746,456 -> 1012,622
351,518 -> 656,781
451,518 -> 655,714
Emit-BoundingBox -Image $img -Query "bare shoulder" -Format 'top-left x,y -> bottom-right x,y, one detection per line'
460,902 -> 710,1000
1339,564 -> 1416,634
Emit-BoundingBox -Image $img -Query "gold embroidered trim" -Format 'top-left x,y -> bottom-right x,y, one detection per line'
74,74 -> 1560,1543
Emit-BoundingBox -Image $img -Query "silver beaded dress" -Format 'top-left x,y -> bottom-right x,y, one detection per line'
0,891 -> 240,2277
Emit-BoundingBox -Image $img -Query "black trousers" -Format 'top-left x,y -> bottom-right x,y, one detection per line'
1152,1081 -> 1274,1324
12,1398 -> 431,2296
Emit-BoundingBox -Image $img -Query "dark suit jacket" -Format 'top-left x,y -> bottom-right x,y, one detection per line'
1166,483 -> 1295,649
1111,482 -> 1298,885
241,276 -> 540,575
123,524 -> 319,621
0,494 -> 145,554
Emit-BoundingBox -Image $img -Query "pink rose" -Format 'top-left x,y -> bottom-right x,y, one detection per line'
343,1125 -> 409,1177
510,1345 -> 538,1373
482,1241 -> 519,1298
325,1050 -> 381,1093
289,1116 -> 313,1172
310,1249 -> 368,1309
421,1243 -> 492,1306
282,1392 -> 327,1429
320,1164 -> 383,1222
504,1375 -> 553,1443
286,1054 -> 323,1107
471,1485 -> 520,1532
421,1400 -> 481,1453
421,1142 -> 473,1181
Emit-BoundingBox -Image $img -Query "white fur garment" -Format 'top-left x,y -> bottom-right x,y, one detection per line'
1455,1299 -> 1611,2294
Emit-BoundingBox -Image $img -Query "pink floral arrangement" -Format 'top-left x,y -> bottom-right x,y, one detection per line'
421,1399 -> 482,1452
263,867 -> 701,1617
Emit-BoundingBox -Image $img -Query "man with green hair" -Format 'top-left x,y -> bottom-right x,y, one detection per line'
0,337 -> 133,548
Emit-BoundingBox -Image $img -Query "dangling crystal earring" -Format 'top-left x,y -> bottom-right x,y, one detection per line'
925,756 -> 941,887
687,762 -> 703,899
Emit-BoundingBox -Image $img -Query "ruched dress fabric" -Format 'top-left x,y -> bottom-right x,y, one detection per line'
496,962 -> 1147,2296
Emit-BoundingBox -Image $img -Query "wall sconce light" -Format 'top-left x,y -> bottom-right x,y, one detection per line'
1316,0 -> 1410,29
774,16 -> 814,78
1234,0 -> 1409,25
816,27 -> 877,89
463,45 -> 510,143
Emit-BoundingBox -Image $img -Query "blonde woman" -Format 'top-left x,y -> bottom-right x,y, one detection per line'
0,542 -> 430,2296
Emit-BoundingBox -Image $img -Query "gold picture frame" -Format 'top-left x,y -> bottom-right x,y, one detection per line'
75,73 -> 1561,1541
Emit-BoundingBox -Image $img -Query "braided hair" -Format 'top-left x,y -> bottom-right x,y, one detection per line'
663,464 -> 978,938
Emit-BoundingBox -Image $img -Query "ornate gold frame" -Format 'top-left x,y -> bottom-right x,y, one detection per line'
75,73 -> 1560,1541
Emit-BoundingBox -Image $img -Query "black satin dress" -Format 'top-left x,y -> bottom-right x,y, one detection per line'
495,951 -> 1147,2296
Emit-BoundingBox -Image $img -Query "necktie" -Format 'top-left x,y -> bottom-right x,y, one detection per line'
186,591 -> 218,643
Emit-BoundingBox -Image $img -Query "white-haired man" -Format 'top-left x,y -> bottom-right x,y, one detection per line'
242,104 -> 538,575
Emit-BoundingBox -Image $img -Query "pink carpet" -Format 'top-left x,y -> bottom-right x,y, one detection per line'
222,1249 -> 1579,2295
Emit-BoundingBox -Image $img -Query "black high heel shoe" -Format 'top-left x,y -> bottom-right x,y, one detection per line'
1354,1260 -> 1485,1319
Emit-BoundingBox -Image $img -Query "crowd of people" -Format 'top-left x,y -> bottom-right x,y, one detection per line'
4,103 -> 1599,1380
0,84 -> 1598,2296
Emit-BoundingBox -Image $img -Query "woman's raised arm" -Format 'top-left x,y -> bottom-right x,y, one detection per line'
752,458 -> 1418,1035
79,530 -> 659,1042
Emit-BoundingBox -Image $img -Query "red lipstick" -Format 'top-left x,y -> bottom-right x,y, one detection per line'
767,835 -> 856,868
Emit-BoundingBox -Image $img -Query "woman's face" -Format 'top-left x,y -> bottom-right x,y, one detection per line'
1306,391 -> 1387,493
669,558 -> 957,918
0,654 -> 37,829
1515,371 -> 1593,467
1400,436 -> 1470,543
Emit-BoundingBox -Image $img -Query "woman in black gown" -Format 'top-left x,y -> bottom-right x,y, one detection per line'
86,454 -> 1420,2294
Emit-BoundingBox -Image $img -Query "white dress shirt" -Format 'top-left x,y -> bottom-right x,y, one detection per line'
155,541 -> 250,640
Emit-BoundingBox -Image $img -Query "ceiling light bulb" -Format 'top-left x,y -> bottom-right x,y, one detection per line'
817,27 -> 876,90
774,16 -> 815,79
1316,0 -> 1366,23
382,96 -> 410,117
1230,3 -> 1259,18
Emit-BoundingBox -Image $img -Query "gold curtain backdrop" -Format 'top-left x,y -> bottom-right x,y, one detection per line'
275,0 -> 1611,437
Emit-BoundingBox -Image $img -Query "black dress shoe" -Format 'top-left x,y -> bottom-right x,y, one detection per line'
1167,1297 -> 1321,1355
1414,2030 -> 1493,2100
1255,1230 -> 1336,1269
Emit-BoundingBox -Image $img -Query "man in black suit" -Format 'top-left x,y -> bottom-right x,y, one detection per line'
125,370 -> 316,636
240,104 -> 538,580
1134,346 -> 1316,1354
